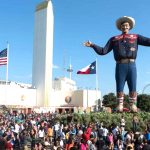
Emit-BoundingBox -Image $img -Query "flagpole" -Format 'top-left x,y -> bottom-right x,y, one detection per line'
6,42 -> 9,85
95,58 -> 99,110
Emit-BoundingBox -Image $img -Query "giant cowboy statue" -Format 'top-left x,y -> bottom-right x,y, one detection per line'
84,16 -> 150,112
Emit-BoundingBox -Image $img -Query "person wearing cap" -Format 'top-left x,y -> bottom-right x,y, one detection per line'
84,16 -> 150,112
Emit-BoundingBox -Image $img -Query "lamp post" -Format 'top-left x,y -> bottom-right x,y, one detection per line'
67,64 -> 73,80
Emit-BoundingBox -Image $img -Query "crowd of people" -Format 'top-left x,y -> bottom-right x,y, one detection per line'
0,111 -> 150,150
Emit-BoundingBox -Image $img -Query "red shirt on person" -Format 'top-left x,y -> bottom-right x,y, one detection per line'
5,141 -> 13,150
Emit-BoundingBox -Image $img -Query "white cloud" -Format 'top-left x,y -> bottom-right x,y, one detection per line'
53,64 -> 59,69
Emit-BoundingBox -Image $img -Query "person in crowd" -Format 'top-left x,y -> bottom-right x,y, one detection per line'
5,135 -> 13,150
54,122 -> 60,140
38,126 -> 45,142
132,114 -> 139,133
107,132 -> 114,150
120,115 -> 126,131
80,138 -> 88,150
34,142 -> 43,150
142,139 -> 150,150
65,137 -> 74,150
0,134 -> 7,150
47,124 -> 53,144
102,125 -> 109,143
125,139 -> 134,150
145,129 -> 150,144
117,136 -> 124,150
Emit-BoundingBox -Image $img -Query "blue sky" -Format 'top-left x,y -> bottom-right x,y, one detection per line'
0,0 -> 150,96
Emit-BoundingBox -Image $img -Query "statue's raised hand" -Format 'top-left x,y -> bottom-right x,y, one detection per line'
83,40 -> 93,47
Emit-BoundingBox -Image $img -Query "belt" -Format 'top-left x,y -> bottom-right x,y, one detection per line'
117,59 -> 135,64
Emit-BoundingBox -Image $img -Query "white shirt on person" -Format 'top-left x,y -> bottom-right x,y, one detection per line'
103,128 -> 108,137
54,123 -> 60,131
38,129 -> 45,138
121,118 -> 125,126
14,123 -> 20,133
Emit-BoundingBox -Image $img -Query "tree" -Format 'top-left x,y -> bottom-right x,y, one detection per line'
137,94 -> 150,112
102,93 -> 117,108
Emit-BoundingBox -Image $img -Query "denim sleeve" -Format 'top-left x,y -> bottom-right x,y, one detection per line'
138,34 -> 150,46
91,38 -> 113,55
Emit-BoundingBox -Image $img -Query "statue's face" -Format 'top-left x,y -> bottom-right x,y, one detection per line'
120,22 -> 130,34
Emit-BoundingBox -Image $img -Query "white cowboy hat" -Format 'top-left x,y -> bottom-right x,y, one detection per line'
116,16 -> 135,30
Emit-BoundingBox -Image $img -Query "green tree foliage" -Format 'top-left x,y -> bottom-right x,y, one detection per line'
137,94 -> 150,112
56,112 -> 150,132
102,93 -> 117,108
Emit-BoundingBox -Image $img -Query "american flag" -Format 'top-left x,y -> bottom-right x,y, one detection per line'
0,48 -> 7,66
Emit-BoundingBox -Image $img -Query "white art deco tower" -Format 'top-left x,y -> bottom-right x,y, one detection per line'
32,0 -> 53,107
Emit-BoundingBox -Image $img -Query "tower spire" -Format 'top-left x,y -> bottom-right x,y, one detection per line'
32,0 -> 53,107
67,57 -> 73,80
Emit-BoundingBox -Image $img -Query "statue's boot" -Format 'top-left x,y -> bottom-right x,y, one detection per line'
116,92 -> 124,112
129,92 -> 138,113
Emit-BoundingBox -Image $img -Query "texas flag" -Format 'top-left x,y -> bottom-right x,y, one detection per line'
77,61 -> 96,74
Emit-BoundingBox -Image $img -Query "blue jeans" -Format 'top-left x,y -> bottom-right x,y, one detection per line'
115,62 -> 137,93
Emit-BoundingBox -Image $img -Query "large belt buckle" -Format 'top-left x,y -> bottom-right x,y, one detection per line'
129,59 -> 134,63
124,59 -> 133,63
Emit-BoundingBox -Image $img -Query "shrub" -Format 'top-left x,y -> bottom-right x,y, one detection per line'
55,112 -> 150,131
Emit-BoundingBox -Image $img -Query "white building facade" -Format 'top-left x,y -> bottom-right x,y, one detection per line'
0,82 -> 36,108
0,78 -> 101,113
